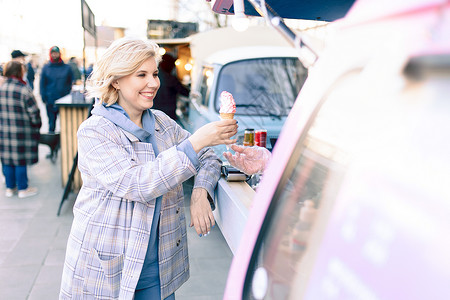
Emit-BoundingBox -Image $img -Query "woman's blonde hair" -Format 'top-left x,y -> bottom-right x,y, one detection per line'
86,37 -> 161,105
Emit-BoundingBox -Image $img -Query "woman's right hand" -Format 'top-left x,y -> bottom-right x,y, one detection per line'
188,119 -> 238,153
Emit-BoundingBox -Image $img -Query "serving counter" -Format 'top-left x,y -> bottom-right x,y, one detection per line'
213,177 -> 255,254
55,93 -> 93,191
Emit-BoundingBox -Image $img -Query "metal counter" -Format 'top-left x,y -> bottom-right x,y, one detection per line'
213,177 -> 255,254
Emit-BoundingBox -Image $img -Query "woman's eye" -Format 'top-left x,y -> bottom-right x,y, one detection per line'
137,73 -> 146,77
153,73 -> 159,77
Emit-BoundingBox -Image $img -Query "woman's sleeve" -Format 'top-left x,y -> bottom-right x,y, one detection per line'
23,89 -> 41,129
172,120 -> 222,198
77,120 -> 198,202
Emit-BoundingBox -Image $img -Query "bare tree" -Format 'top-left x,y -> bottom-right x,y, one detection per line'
174,0 -> 228,29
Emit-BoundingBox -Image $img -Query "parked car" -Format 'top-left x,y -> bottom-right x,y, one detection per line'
206,0 -> 450,299
178,46 -> 308,157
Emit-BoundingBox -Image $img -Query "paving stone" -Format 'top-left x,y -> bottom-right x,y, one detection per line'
2,236 -> 53,267
34,265 -> 63,285
44,248 -> 67,266
28,283 -> 61,300
0,265 -> 40,299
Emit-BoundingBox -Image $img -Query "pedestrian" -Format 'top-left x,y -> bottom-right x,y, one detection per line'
0,61 -> 42,198
152,53 -> 190,121
11,50 -> 35,89
68,57 -> 82,84
26,58 -> 36,90
39,46 -> 73,132
60,37 -> 238,299
84,63 -> 93,80
0,63 -> 4,87
11,50 -> 26,64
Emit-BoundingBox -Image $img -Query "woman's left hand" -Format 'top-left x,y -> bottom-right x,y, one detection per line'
190,188 -> 215,237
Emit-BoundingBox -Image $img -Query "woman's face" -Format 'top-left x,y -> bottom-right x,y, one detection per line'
115,57 -> 160,117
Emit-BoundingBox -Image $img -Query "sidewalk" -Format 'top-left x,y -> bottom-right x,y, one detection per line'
0,146 -> 232,299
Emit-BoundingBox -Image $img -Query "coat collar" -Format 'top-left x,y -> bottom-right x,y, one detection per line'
92,102 -> 156,143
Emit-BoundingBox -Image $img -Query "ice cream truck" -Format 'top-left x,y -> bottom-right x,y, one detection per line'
207,0 -> 450,299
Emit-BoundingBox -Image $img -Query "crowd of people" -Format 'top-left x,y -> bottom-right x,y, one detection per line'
0,47 -> 90,198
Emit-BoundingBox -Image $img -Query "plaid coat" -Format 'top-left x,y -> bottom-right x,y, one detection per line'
60,110 -> 221,299
0,78 -> 41,165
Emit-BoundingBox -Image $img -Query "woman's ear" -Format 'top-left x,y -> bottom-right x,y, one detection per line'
112,80 -> 120,90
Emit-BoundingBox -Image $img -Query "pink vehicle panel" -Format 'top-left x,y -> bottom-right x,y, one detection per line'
222,0 -> 450,299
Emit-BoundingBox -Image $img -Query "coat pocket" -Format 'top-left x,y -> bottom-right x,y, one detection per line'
84,248 -> 124,298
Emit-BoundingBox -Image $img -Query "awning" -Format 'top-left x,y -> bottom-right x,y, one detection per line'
212,0 -> 356,22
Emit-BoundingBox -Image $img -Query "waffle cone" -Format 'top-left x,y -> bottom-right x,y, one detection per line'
220,113 -> 235,120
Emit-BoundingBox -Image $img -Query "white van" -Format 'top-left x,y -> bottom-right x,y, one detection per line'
179,45 -> 307,153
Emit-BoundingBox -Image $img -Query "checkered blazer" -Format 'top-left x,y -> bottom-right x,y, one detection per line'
0,78 -> 41,165
60,110 -> 221,299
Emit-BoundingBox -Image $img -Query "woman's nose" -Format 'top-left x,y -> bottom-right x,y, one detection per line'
147,77 -> 158,88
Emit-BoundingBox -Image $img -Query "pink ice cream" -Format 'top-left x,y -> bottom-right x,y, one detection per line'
219,91 -> 236,114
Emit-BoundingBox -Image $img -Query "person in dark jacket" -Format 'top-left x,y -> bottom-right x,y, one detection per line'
11,49 -> 35,89
152,53 -> 189,121
83,63 -> 93,80
0,64 -> 4,87
0,61 -> 42,198
68,57 -> 82,84
26,59 -> 36,90
40,46 -> 73,132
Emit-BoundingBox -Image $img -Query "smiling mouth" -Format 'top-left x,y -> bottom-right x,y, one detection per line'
140,92 -> 155,99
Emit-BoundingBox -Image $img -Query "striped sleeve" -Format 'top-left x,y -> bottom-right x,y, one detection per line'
77,117 -> 197,202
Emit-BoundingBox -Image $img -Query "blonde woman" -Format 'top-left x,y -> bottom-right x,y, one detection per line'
60,37 -> 237,299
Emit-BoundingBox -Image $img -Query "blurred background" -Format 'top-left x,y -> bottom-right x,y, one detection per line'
0,0 -> 326,79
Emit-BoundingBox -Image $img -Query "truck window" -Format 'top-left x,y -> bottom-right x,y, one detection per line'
215,57 -> 307,117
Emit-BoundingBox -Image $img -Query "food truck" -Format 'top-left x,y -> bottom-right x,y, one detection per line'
207,0 -> 450,299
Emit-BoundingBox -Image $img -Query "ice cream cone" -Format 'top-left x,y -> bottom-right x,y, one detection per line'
220,113 -> 235,120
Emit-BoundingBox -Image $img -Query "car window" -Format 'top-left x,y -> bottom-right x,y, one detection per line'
199,66 -> 214,107
215,57 -> 307,117
242,70 -> 364,300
